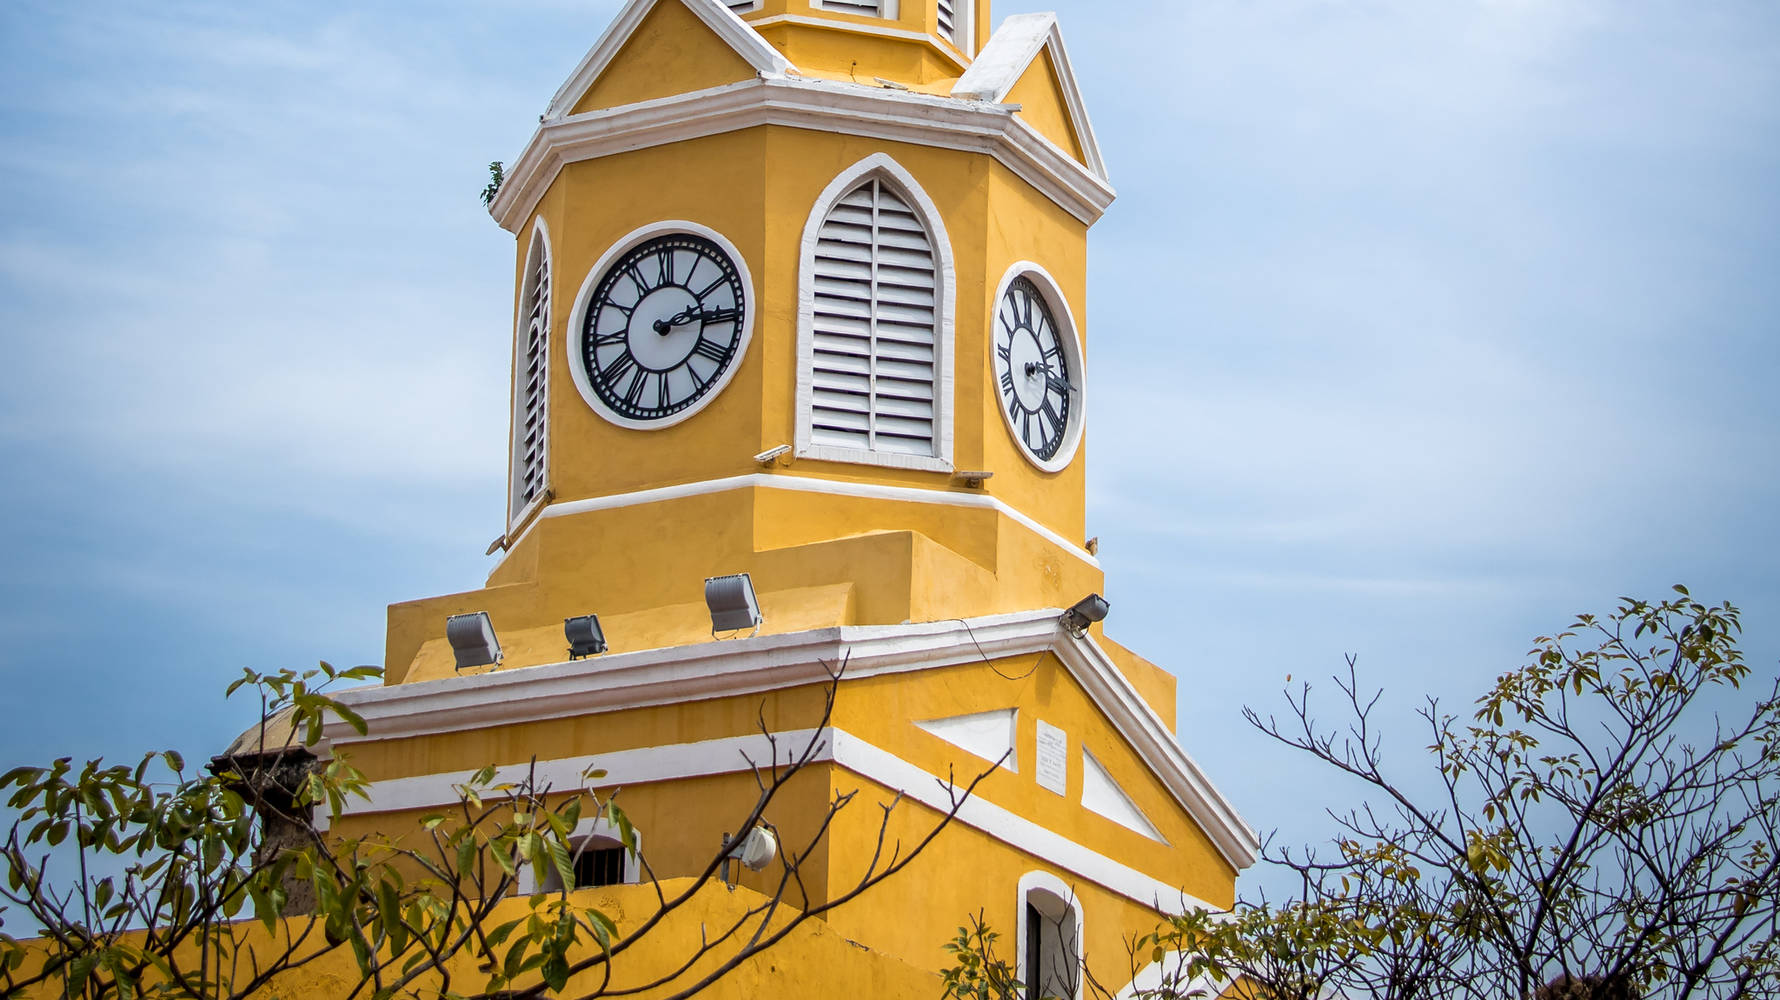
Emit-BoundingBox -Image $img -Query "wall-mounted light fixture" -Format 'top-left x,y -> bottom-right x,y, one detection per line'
953,470 -> 994,489
565,615 -> 608,659
447,611 -> 502,670
705,573 -> 763,636
754,445 -> 791,466
1059,593 -> 1110,637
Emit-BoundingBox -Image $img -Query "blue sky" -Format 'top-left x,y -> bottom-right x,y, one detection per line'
2,0 -> 1777,897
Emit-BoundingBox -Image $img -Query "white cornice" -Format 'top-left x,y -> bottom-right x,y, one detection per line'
544,0 -> 795,122
331,611 -> 1259,870
488,75 -> 1116,232
744,13 -> 970,73
952,13 -> 1107,181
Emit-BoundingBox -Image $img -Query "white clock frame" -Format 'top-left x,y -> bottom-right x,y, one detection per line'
989,261 -> 1086,473
567,219 -> 757,431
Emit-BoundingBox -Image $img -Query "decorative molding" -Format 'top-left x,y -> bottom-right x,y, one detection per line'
794,153 -> 957,472
951,13 -> 1107,180
1017,869 -> 1086,1000
334,721 -> 1217,914
535,472 -> 1100,569
507,216 -> 554,531
544,0 -> 795,122
489,76 -> 1116,233
562,219 -> 757,431
330,610 -> 1259,870
990,260 -> 1087,474
745,14 -> 968,72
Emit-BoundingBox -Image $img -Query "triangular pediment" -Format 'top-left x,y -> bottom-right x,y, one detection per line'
916,707 -> 1019,772
951,13 -> 1107,180
545,0 -> 795,120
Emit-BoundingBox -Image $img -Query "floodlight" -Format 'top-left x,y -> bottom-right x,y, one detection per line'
705,573 -> 763,634
565,614 -> 607,659
1059,593 -> 1110,637
754,445 -> 791,465
446,612 -> 502,670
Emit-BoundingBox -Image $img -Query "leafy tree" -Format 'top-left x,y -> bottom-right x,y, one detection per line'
1131,589 -> 1780,1000
1,660 -> 992,999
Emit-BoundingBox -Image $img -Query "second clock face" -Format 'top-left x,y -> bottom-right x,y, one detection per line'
993,275 -> 1076,464
578,232 -> 747,423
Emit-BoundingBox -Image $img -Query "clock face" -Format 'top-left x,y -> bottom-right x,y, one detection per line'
993,275 -> 1076,464
578,232 -> 747,423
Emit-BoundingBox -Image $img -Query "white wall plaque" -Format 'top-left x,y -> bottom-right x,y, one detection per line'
1035,720 -> 1068,796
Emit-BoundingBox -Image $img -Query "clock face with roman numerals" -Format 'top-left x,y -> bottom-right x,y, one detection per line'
993,275 -> 1078,465
577,232 -> 748,424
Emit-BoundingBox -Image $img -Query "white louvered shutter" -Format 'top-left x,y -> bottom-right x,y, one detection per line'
818,0 -> 885,16
809,178 -> 938,457
937,0 -> 957,43
513,242 -> 549,513
724,0 -> 760,12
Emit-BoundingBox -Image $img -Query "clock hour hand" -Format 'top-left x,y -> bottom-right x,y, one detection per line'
652,304 -> 702,334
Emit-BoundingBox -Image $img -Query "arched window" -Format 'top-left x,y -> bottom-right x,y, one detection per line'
516,820 -> 640,895
509,218 -> 552,527
797,154 -> 954,472
1017,872 -> 1083,1000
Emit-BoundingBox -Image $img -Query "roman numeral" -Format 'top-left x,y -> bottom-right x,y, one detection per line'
1018,292 -> 1033,328
696,276 -> 729,300
656,249 -> 676,288
700,307 -> 740,325
1046,375 -> 1071,395
600,352 -> 636,386
691,337 -> 730,363
623,262 -> 652,295
594,331 -> 628,348
1000,371 -> 1016,396
1041,398 -> 1063,431
996,343 -> 1011,363
624,369 -> 650,407
1021,410 -> 1037,445
658,373 -> 673,410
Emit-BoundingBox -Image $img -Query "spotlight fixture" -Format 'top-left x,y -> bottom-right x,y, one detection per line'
446,611 -> 502,670
952,470 -> 994,489
1059,593 -> 1110,637
705,572 -> 763,635
564,614 -> 607,659
754,445 -> 791,466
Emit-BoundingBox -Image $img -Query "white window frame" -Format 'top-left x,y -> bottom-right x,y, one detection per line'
1016,871 -> 1084,1000
513,818 -> 643,895
989,261 -> 1087,474
795,152 -> 956,473
721,0 -> 762,13
508,216 -> 554,531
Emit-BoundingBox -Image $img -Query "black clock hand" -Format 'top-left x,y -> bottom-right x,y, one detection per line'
652,304 -> 702,334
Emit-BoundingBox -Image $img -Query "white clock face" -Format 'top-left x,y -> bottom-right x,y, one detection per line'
992,273 -> 1082,468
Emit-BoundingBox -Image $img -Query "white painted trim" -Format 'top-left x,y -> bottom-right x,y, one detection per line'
489,77 -> 1115,233
337,722 -> 1214,914
990,261 -> 1086,474
538,472 -> 1097,568
746,14 -> 968,72
795,153 -> 956,472
544,0 -> 795,121
1016,869 -> 1086,1000
564,220 -> 756,431
951,13 -> 1107,180
508,216 -> 554,531
724,0 -> 762,12
331,611 -> 1259,870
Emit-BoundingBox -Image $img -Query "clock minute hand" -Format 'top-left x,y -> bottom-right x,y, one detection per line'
652,304 -> 702,335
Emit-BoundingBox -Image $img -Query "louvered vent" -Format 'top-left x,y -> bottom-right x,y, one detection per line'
724,0 -> 760,11
937,0 -> 957,43
512,236 -> 549,516
818,0 -> 884,17
809,178 -> 938,457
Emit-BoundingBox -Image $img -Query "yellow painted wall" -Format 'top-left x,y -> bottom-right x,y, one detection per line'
571,0 -> 759,115
1006,49 -> 1087,163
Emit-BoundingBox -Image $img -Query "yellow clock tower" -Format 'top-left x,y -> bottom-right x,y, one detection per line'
327,0 -> 1258,994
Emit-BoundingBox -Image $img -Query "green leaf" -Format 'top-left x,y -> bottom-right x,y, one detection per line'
161,751 -> 184,773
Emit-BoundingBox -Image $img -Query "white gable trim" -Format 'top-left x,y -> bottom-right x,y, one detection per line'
330,610 -> 1259,869
795,153 -> 957,472
489,76 -> 1116,232
543,0 -> 796,122
951,13 -> 1107,180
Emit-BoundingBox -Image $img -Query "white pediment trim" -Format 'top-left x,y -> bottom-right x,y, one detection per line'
330,610 -> 1259,870
489,75 -> 1116,231
950,13 -> 1107,180
543,0 -> 796,122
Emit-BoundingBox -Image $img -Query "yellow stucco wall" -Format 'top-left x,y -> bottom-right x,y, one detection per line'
1006,49 -> 1087,163
572,0 -> 759,115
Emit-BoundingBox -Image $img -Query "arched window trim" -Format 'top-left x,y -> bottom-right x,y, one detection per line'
509,215 -> 554,532
795,152 -> 956,473
1016,870 -> 1084,1000
512,818 -> 643,895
